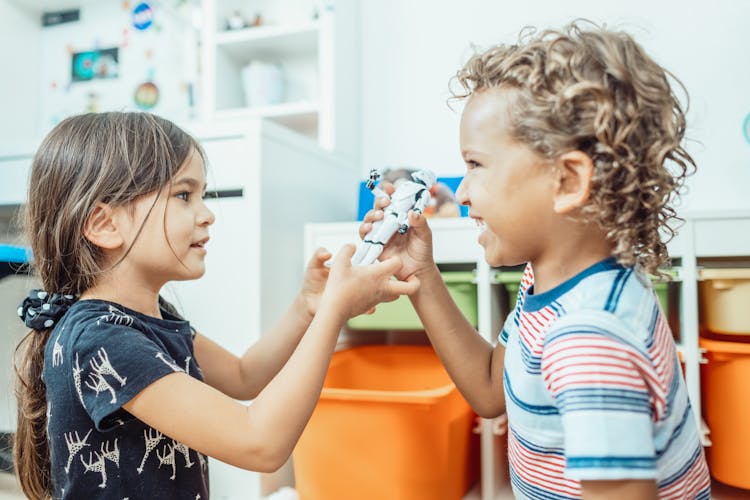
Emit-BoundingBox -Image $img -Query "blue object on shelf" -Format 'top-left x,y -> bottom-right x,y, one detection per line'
356,175 -> 468,220
0,244 -> 31,280
0,244 -> 31,264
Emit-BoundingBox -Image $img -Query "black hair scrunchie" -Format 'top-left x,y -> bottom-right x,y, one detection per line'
17,290 -> 78,330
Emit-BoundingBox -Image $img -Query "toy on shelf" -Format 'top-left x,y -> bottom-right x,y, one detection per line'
351,168 -> 436,266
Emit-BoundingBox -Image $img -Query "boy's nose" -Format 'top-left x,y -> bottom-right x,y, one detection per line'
455,179 -> 470,206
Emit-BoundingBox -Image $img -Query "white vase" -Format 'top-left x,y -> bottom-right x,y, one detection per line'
241,61 -> 285,107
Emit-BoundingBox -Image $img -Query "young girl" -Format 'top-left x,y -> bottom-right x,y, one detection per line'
362,22 -> 710,499
13,111 -> 417,499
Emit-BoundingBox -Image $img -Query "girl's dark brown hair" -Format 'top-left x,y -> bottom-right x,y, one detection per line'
452,20 -> 694,276
13,112 -> 198,499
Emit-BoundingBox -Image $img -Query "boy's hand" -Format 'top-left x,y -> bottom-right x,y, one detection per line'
320,244 -> 420,320
299,248 -> 333,318
359,181 -> 435,281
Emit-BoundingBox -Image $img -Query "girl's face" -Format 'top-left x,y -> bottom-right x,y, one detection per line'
119,150 -> 215,287
456,88 -> 556,268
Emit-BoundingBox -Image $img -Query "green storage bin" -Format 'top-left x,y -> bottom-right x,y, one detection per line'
496,269 -> 674,314
347,272 -> 478,330
496,271 -> 524,312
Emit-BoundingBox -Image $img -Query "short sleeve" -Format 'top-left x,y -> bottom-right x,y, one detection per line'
541,310 -> 658,480
72,317 -> 184,431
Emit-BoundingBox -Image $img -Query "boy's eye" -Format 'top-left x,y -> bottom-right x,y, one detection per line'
466,160 -> 482,170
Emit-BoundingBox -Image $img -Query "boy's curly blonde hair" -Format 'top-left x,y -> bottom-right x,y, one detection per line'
452,20 -> 694,275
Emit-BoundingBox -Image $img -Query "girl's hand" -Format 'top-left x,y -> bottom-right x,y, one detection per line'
359,182 -> 436,281
320,244 -> 420,320
299,248 -> 333,318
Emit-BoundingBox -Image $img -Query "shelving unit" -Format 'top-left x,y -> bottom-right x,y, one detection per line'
304,211 -> 750,499
199,0 -> 360,160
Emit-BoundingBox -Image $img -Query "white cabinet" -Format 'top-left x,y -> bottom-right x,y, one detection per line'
162,118 -> 359,499
199,0 -> 360,160
0,153 -> 33,206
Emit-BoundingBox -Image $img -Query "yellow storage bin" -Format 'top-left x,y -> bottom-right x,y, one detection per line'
347,272 -> 477,330
294,345 -> 479,500
699,268 -> 750,335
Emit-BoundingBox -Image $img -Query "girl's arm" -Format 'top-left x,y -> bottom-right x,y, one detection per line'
194,249 -> 330,400
123,246 -> 419,472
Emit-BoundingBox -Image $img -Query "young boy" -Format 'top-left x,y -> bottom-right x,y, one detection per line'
361,21 -> 710,499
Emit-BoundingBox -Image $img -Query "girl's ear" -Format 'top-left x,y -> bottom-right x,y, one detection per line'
83,202 -> 125,249
552,151 -> 594,214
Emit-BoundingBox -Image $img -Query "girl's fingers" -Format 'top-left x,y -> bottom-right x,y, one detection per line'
332,244 -> 356,266
386,276 -> 420,297
315,247 -> 332,263
373,255 -> 403,276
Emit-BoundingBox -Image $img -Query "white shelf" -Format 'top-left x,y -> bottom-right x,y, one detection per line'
214,100 -> 318,120
215,22 -> 319,61
200,0 -> 361,160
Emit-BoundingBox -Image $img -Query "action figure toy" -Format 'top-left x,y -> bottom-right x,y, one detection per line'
351,168 -> 437,266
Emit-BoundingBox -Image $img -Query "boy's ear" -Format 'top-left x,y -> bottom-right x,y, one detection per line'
83,202 -> 125,250
552,151 -> 594,214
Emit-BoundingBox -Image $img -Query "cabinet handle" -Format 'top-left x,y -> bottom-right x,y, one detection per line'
205,188 -> 244,199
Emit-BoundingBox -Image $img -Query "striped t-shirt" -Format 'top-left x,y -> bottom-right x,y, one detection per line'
500,258 -> 710,499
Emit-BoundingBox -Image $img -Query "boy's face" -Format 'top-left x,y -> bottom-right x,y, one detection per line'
117,150 -> 215,287
456,88 -> 556,267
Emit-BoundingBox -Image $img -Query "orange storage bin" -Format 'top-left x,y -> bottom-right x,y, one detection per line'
294,345 -> 479,500
699,337 -> 750,489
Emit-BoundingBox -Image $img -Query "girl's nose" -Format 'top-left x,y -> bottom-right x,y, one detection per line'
199,202 -> 215,226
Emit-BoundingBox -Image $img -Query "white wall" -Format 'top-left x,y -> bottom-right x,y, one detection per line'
0,1 -> 41,154
360,0 -> 750,212
0,0 -> 198,155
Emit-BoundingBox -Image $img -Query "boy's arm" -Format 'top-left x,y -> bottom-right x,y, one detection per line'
581,479 -> 657,500
410,264 -> 506,418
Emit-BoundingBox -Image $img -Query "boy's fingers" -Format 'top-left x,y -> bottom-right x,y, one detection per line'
363,208 -> 383,224
358,222 -> 372,240
408,210 -> 425,228
377,196 -> 390,209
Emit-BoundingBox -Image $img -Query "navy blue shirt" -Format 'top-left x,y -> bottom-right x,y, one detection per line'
42,299 -> 210,499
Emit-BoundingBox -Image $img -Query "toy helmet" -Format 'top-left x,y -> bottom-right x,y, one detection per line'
411,169 -> 437,188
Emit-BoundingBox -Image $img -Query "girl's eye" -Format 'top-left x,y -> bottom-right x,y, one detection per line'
175,192 -> 190,202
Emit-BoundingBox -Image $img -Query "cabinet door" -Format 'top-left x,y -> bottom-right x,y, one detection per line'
0,155 -> 32,205
162,194 -> 262,499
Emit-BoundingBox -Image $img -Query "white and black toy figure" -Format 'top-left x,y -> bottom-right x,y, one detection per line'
352,168 -> 437,266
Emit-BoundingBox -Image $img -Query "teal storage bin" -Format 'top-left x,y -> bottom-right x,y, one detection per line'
347,272 -> 478,330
